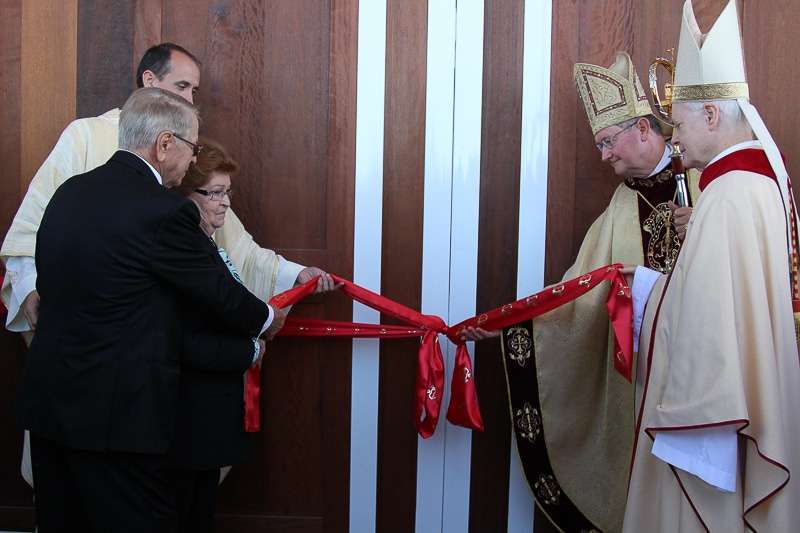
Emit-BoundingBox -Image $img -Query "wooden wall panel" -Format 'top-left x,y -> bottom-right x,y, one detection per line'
0,1 -> 76,529
544,0 -> 580,286
20,0 -> 78,190
317,0 -> 357,526
159,2 -> 356,531
77,0 -> 135,117
743,0 -> 800,174
0,0 -> 22,233
469,0 -> 525,531
0,29 -> 31,497
375,1 -> 428,531
132,0 -> 162,70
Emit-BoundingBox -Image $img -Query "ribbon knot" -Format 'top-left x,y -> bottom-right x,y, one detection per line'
244,264 -> 633,436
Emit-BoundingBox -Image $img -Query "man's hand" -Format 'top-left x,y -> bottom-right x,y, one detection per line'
263,306 -> 288,341
296,266 -> 340,293
253,338 -> 267,366
459,326 -> 501,342
668,201 -> 693,241
620,265 -> 637,288
22,290 -> 40,330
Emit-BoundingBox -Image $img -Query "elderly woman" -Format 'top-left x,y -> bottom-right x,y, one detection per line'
169,138 -> 266,532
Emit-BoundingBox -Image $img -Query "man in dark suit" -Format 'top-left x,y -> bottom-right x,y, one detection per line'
16,87 -> 281,532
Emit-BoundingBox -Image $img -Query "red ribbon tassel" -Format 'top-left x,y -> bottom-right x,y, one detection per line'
446,343 -> 485,431
243,264 -> 633,437
244,277 -> 321,432
416,331 -> 445,438
607,276 -> 634,381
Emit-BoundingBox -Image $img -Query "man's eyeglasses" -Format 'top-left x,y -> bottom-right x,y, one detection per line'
595,122 -> 637,152
195,188 -> 234,202
172,132 -> 203,157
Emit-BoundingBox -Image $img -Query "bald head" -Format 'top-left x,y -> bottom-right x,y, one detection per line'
671,100 -> 754,169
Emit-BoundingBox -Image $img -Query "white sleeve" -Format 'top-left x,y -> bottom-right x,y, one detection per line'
631,266 -> 662,352
4,256 -> 37,332
651,426 -> 738,492
258,305 -> 275,337
275,257 -> 305,294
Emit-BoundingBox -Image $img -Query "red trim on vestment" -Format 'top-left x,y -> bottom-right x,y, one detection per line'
629,256 -> 678,484
699,148 -> 777,191
640,418 -> 790,533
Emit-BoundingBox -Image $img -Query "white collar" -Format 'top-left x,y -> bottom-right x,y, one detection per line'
648,145 -> 672,177
707,140 -> 762,167
120,149 -> 163,185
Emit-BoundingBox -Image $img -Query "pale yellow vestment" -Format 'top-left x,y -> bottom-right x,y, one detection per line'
624,168 -> 800,532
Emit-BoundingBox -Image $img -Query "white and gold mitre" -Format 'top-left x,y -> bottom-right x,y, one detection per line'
672,0 -> 749,102
573,52 -> 652,134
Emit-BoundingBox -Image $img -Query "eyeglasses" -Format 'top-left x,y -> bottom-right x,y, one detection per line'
172,132 -> 203,157
595,122 -> 637,152
195,188 -> 234,201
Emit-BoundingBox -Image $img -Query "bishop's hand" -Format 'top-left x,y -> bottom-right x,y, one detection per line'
668,201 -> 693,241
460,326 -> 500,342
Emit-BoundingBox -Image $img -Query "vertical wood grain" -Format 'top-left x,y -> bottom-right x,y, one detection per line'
375,0 -> 428,531
20,0 -> 78,190
77,0 -> 135,117
469,0 -> 525,531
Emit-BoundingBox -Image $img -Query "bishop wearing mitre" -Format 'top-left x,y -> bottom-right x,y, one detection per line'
624,1 -> 800,531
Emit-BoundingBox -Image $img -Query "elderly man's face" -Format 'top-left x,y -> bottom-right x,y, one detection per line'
161,121 -> 199,188
671,103 -> 714,169
593,119 -> 649,178
149,51 -> 201,104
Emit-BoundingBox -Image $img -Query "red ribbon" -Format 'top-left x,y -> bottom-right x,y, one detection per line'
244,278 -> 319,432
244,264 -> 633,435
446,263 -> 633,381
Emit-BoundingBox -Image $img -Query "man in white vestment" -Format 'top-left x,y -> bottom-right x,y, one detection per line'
3,42 -> 333,487
624,2 -> 800,531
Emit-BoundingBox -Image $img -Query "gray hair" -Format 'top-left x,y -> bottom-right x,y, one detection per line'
119,87 -> 199,151
615,115 -> 665,136
684,99 -> 749,131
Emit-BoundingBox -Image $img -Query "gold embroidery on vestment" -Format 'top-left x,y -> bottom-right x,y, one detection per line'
641,201 -> 680,273
534,474 -> 562,506
515,402 -> 541,443
506,326 -> 532,367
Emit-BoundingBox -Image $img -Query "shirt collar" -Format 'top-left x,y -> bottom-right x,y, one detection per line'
707,140 -> 762,167
120,149 -> 163,185
648,145 -> 672,177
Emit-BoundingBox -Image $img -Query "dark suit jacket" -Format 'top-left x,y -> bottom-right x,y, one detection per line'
17,150 -> 270,455
170,239 -> 256,470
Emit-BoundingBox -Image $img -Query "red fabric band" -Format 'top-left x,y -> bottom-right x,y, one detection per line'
244,264 -> 633,437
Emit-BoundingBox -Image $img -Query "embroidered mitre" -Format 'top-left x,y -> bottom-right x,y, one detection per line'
573,52 -> 652,134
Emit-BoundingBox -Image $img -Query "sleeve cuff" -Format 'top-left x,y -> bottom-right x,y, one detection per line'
259,304 -> 275,337
4,256 -> 37,332
6,256 -> 37,305
275,257 -> 305,294
651,426 -> 738,492
632,266 -> 661,352
251,337 -> 261,364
